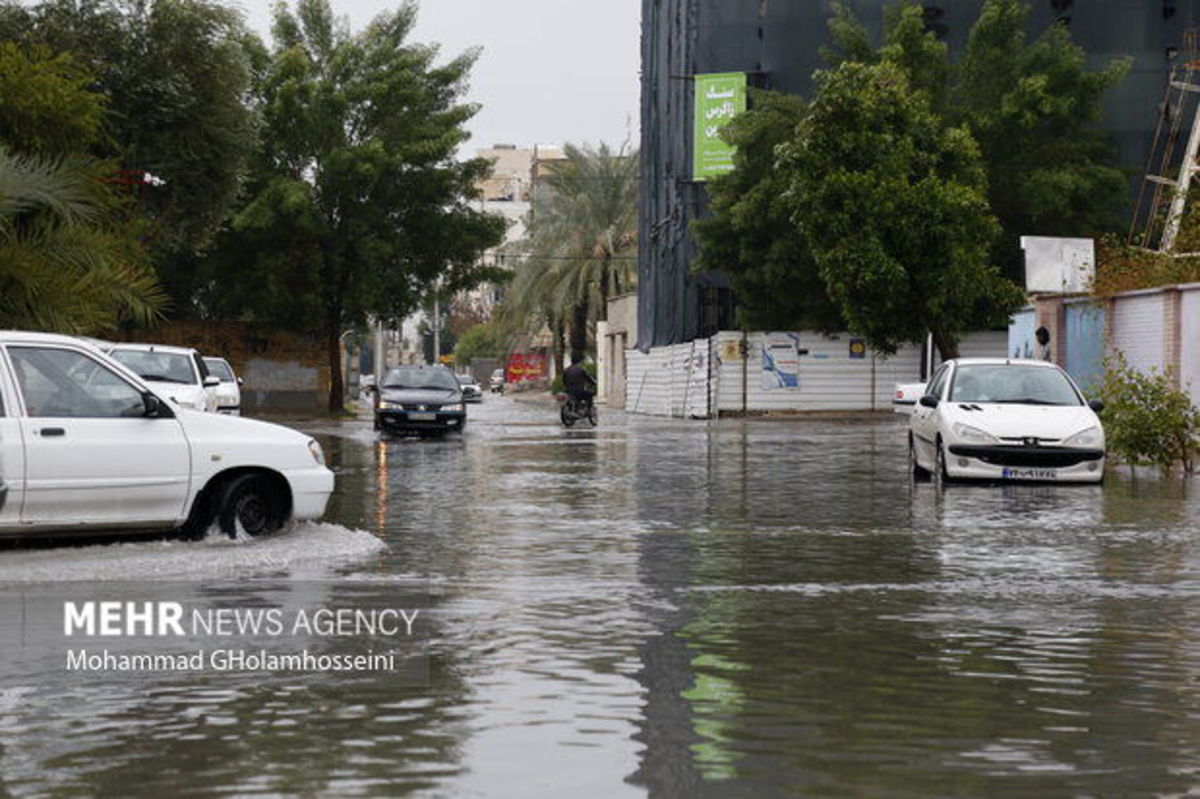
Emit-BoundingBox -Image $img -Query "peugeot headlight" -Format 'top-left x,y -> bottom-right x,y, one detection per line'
442,403 -> 465,413
952,422 -> 998,444
308,439 -> 325,466
1063,426 -> 1102,448
378,400 -> 402,410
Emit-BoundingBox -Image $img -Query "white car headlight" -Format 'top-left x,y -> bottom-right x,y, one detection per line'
442,403 -> 465,413
378,400 -> 402,410
308,439 -> 325,466
952,422 -> 999,444
1063,426 -> 1102,448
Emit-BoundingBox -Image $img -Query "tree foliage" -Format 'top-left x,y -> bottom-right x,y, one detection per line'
0,41 -> 105,156
780,59 -> 1023,357
1,0 -> 261,303
0,42 -> 165,332
699,0 -> 1127,349
208,0 -> 503,410
693,90 -> 842,332
957,0 -> 1130,278
0,147 -> 166,332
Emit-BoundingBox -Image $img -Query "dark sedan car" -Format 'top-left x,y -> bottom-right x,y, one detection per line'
373,365 -> 466,436
456,373 -> 483,403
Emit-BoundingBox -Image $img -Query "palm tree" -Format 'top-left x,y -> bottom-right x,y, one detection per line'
0,146 -> 166,332
508,142 -> 638,359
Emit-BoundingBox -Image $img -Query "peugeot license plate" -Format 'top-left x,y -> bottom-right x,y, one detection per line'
408,412 -> 435,421
1002,467 -> 1057,481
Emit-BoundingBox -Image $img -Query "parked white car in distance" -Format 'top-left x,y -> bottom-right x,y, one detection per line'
108,343 -> 219,413
203,356 -> 243,415
0,332 -> 334,539
908,358 -> 1106,484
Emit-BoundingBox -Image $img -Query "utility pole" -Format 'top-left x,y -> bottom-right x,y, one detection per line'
431,288 -> 440,365
374,318 -> 385,381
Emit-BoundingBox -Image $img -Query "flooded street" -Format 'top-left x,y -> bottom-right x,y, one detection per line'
2,396 -> 1199,796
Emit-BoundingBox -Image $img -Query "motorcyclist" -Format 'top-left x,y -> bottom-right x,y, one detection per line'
563,351 -> 596,410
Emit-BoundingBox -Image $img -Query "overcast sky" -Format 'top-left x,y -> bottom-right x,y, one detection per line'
235,0 -> 642,156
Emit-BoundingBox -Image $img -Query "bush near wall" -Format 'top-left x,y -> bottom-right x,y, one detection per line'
1099,353 -> 1199,475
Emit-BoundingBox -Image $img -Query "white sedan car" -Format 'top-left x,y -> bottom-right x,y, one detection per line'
908,358 -> 1106,483
108,343 -> 219,413
0,332 -> 334,539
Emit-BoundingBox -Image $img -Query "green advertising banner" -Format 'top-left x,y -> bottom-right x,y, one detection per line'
693,72 -> 746,181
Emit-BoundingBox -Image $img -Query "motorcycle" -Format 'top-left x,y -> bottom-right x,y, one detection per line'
558,393 -> 597,427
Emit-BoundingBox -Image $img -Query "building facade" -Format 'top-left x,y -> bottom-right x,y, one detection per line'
638,0 -> 1200,349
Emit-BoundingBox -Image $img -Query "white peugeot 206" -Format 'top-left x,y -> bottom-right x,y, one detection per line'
908,358 -> 1106,484
0,332 -> 334,540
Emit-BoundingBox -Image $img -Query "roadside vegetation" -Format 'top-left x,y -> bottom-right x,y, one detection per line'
695,0 -> 1130,359
0,0 -> 504,411
1100,354 -> 1200,476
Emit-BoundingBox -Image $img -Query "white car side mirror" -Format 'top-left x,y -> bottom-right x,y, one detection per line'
203,376 -> 221,388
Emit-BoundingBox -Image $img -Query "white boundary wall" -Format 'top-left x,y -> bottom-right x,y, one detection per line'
1181,285 -> 1200,410
625,330 -> 1007,417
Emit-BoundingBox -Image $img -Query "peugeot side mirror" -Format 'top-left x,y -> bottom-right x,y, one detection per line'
236,377 -> 244,386
919,394 -> 939,409
203,375 -> 221,388
1088,398 -> 1105,413
143,393 -> 165,417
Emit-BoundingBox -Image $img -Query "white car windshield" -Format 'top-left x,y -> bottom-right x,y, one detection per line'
950,364 -> 1081,406
111,350 -> 195,385
382,367 -> 459,391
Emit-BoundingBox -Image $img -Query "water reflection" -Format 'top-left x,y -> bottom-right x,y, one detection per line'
1,405 -> 1198,796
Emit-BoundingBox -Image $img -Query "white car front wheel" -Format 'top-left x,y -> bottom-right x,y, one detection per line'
934,437 -> 954,486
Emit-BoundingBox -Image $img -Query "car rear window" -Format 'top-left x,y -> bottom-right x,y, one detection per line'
110,349 -> 196,385
205,359 -> 235,381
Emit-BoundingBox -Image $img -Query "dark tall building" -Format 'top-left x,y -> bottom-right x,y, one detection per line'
638,0 -> 1200,348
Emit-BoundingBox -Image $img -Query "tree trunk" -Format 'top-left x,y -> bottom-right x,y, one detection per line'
932,329 -> 959,361
549,312 -> 565,377
570,296 -> 589,357
327,324 -> 345,414
598,258 -> 611,322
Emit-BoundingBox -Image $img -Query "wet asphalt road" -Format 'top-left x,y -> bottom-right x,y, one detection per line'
1,395 -> 1199,797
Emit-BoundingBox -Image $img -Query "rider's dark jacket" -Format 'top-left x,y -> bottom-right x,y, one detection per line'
563,363 -> 595,398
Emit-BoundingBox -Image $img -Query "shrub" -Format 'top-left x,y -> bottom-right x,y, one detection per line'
1099,353 -> 1200,475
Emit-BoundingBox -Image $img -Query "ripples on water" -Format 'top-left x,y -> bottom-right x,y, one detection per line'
1,402 -> 1198,796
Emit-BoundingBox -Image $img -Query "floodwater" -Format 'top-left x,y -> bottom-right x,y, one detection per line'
1,397 -> 1199,796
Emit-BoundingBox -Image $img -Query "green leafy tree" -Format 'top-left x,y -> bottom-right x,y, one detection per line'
778,60 -> 1023,358
957,0 -> 1130,279
0,42 -> 104,156
1,0 -> 261,304
693,90 -> 843,332
512,142 -> 638,357
0,147 -> 166,331
0,42 -> 165,332
215,0 -> 504,411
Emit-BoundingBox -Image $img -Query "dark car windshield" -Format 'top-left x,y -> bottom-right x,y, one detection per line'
382,367 -> 459,391
949,364 -> 1082,406
456,375 -> 477,386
